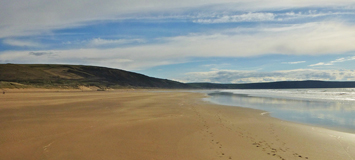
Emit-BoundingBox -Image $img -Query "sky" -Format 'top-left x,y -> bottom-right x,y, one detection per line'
1,0 -> 355,83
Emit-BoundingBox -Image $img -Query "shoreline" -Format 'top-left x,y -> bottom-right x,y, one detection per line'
205,98 -> 355,136
1,90 -> 355,159
204,90 -> 355,135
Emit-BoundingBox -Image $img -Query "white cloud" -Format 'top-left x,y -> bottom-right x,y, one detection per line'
192,10 -> 355,24
193,12 -> 275,23
88,38 -> 145,47
278,10 -> 355,21
29,51 -> 54,56
283,61 -> 306,64
0,48 -> 187,70
309,62 -> 328,66
1,21 -> 355,71
145,21 -> 355,57
1,0 -> 355,38
181,69 -> 355,83
310,56 -> 355,66
2,39 -> 42,47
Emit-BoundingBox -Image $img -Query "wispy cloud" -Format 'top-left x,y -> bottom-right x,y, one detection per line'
1,22 -> 355,70
0,48 -> 188,70
193,12 -> 275,23
2,39 -> 42,47
192,10 -> 355,24
310,56 -> 355,66
88,38 -> 145,47
181,69 -> 355,83
309,62 -> 331,67
29,51 -> 53,56
282,61 -> 306,64
277,10 -> 355,21
1,0 -> 355,38
154,21 -> 355,57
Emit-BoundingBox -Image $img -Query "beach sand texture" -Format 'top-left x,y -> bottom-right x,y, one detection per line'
1,90 -> 355,160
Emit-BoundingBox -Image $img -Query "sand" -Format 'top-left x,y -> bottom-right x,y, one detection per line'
1,90 -> 355,160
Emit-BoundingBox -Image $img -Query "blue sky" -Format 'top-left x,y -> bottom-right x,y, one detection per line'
1,0 -> 355,83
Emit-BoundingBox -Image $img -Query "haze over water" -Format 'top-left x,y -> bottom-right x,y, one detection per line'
205,88 -> 355,134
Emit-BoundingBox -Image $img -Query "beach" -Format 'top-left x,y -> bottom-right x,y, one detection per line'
1,90 -> 355,160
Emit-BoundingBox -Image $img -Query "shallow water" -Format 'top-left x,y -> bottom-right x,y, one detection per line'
204,89 -> 355,134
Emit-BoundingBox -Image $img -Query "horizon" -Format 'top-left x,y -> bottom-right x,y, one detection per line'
1,1 -> 355,83
3,63 -> 355,85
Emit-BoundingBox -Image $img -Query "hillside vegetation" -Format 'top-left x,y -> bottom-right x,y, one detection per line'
0,64 -> 188,89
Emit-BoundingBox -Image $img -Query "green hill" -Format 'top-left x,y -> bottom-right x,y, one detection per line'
0,64 -> 189,89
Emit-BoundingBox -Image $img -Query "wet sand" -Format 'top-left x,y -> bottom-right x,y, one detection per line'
1,90 -> 355,160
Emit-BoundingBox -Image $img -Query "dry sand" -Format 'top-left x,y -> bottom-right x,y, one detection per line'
1,90 -> 355,160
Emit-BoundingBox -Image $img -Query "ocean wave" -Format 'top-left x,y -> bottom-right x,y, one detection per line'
218,88 -> 355,102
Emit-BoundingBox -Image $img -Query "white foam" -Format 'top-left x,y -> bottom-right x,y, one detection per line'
219,88 -> 355,102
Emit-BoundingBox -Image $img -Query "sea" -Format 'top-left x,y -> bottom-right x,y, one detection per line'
203,88 -> 355,134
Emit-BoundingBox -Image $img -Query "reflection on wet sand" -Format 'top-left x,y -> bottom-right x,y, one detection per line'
207,92 -> 355,133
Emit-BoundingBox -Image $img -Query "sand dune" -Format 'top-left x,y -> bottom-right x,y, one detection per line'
0,90 -> 355,160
